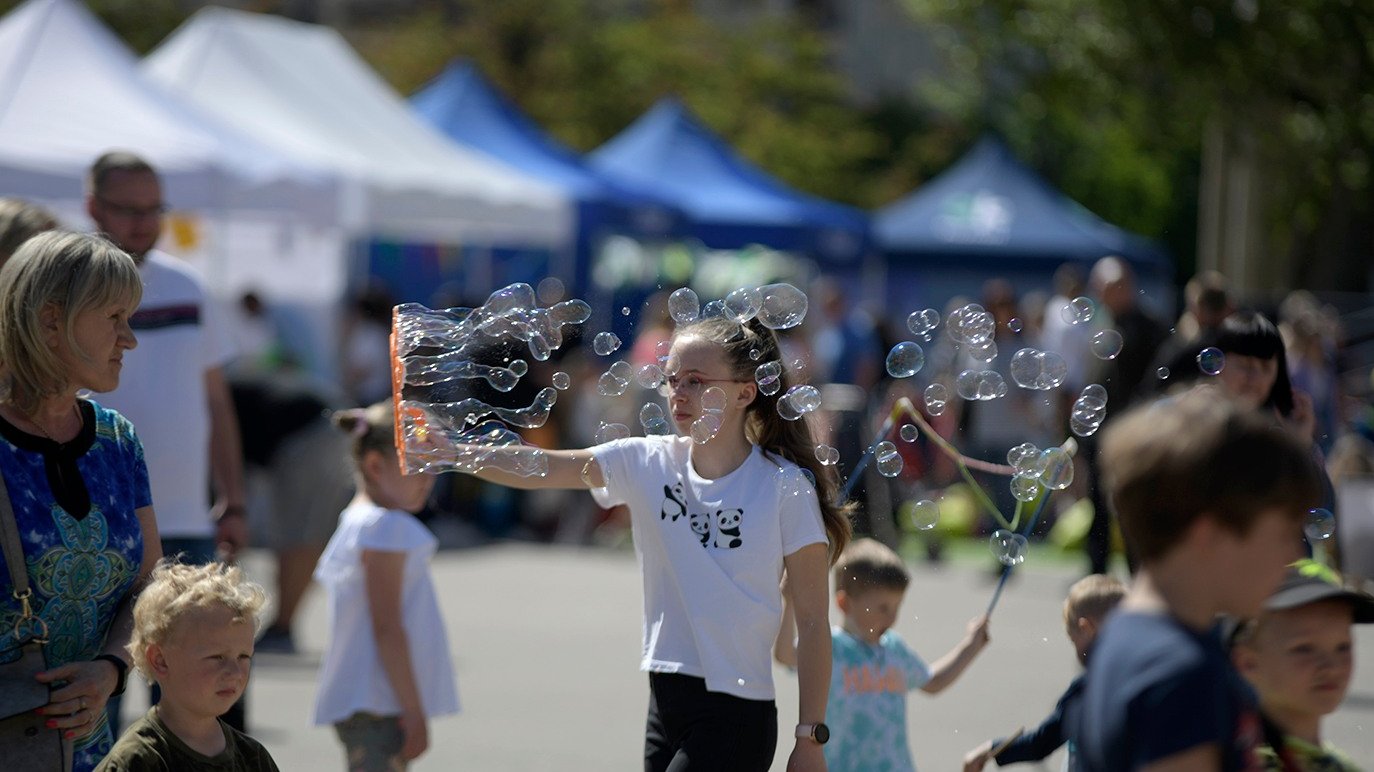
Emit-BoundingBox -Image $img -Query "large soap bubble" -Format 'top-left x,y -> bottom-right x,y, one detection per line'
756,284 -> 809,330
669,288 -> 700,325
724,287 -> 763,323
885,342 -> 926,379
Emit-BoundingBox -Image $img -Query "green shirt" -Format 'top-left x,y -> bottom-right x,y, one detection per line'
94,708 -> 280,772
1259,734 -> 1362,772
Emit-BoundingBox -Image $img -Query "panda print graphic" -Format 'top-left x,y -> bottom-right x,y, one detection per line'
660,482 -> 745,550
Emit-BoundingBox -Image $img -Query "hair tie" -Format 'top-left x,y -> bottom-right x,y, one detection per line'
336,408 -> 371,438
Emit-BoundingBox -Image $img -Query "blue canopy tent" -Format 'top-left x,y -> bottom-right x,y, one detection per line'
588,98 -> 872,269
875,136 -> 1173,311
410,61 -> 683,304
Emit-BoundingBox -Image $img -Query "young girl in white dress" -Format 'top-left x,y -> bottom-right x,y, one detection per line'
446,315 -> 851,772
313,401 -> 458,771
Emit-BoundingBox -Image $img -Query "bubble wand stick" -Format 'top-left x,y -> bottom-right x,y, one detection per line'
985,493 -> 1052,616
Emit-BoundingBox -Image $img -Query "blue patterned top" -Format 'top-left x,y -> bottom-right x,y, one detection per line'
0,399 -> 150,772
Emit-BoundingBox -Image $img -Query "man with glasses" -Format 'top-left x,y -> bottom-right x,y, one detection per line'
87,151 -> 249,731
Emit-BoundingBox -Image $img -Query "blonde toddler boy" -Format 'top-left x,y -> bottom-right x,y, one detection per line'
95,560 -> 278,771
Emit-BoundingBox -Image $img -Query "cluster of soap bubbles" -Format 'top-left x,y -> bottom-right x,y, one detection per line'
639,403 -> 671,436
814,444 -> 841,466
874,441 -> 904,477
1009,348 -> 1069,391
777,384 -> 822,421
924,383 -> 949,415
755,360 -> 783,396
1006,441 -> 1074,500
691,387 -> 728,443
990,529 -> 1029,566
596,360 -> 635,397
1061,296 -> 1095,326
666,284 -> 809,331
956,369 -> 1009,401
1070,384 -> 1108,438
906,308 -> 941,341
392,283 -> 597,475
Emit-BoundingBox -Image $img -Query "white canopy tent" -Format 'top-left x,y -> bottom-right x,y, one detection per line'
0,0 -> 336,220
143,7 -> 574,254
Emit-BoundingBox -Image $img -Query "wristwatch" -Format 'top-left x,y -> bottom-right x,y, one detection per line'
795,723 -> 830,745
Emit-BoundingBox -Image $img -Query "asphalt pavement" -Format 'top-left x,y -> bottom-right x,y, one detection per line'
123,542 -> 1373,770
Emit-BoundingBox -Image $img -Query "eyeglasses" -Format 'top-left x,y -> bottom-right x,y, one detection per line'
95,198 -> 168,220
658,374 -> 748,396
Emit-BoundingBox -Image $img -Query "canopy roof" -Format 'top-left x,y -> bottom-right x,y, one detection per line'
144,8 -> 572,245
588,98 -> 869,263
0,0 -> 330,214
875,136 -> 1169,272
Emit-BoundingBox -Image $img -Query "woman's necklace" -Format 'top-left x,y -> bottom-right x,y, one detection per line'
25,402 -> 79,444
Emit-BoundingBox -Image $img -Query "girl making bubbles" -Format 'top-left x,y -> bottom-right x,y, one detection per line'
313,401 -> 458,771
447,314 -> 850,772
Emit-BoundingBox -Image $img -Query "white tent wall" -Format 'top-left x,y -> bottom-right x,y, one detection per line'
142,7 -> 575,252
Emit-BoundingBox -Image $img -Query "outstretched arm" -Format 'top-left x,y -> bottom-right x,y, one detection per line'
921,614 -> 991,694
447,447 -> 605,491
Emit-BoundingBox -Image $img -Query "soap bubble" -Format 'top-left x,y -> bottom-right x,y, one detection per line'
594,422 -> 631,444
749,348 -> 762,360
608,361 -> 634,381
906,499 -> 940,531
885,342 -> 926,379
700,299 -> 727,322
784,385 -> 822,415
597,371 -> 630,397
1008,317 -> 1023,333
899,424 -> 919,442
1091,329 -> 1123,360
639,404 -> 671,435
964,310 -> 996,343
976,371 -> 1009,400
1156,366 -> 1170,380
875,441 -> 903,477
655,340 -> 672,363
990,529 -> 1029,566
907,308 -> 941,340
691,414 -> 722,444
924,383 -> 949,416
636,364 -> 665,389
593,331 -> 622,356
669,288 -> 700,325
776,465 -> 811,498
756,283 -> 809,330
1011,475 -> 1040,502
776,393 -> 802,421
1062,296 -> 1095,325
1304,508 -> 1335,541
1038,447 -> 1074,490
1080,383 -> 1108,405
1007,442 -> 1040,470
1010,348 -> 1068,390
700,386 -> 728,414
814,444 -> 841,466
755,360 -> 783,396
1197,347 -> 1225,376
968,337 -> 998,363
724,287 -> 763,323
956,369 -> 980,400
552,371 -> 571,390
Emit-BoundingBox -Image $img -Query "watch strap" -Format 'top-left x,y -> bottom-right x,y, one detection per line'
94,654 -> 129,697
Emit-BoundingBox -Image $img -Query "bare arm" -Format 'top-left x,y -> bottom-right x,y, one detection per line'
205,366 -> 247,558
783,542 -> 830,771
773,572 -> 798,669
460,447 -> 605,490
920,614 -> 990,694
363,548 -> 429,762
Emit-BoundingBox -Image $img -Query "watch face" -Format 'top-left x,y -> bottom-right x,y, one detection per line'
813,723 -> 830,744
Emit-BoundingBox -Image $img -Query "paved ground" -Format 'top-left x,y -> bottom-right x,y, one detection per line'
126,543 -> 1374,770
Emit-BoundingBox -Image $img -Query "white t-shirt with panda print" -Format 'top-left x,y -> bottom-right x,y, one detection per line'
592,434 -> 827,701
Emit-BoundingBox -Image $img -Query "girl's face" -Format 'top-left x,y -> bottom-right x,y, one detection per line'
1217,352 -> 1278,410
662,334 -> 755,435
364,448 -> 436,513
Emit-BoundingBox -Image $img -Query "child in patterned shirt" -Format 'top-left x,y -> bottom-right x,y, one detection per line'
775,538 -> 990,771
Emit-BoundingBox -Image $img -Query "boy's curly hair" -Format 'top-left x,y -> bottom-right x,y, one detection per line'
127,559 -> 267,682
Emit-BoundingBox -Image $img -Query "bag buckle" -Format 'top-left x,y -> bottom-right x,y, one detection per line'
10,588 -> 47,644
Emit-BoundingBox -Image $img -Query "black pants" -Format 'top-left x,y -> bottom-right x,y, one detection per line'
644,673 -> 777,772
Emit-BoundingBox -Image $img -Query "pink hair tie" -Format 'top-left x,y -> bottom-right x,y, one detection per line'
335,408 -> 370,438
